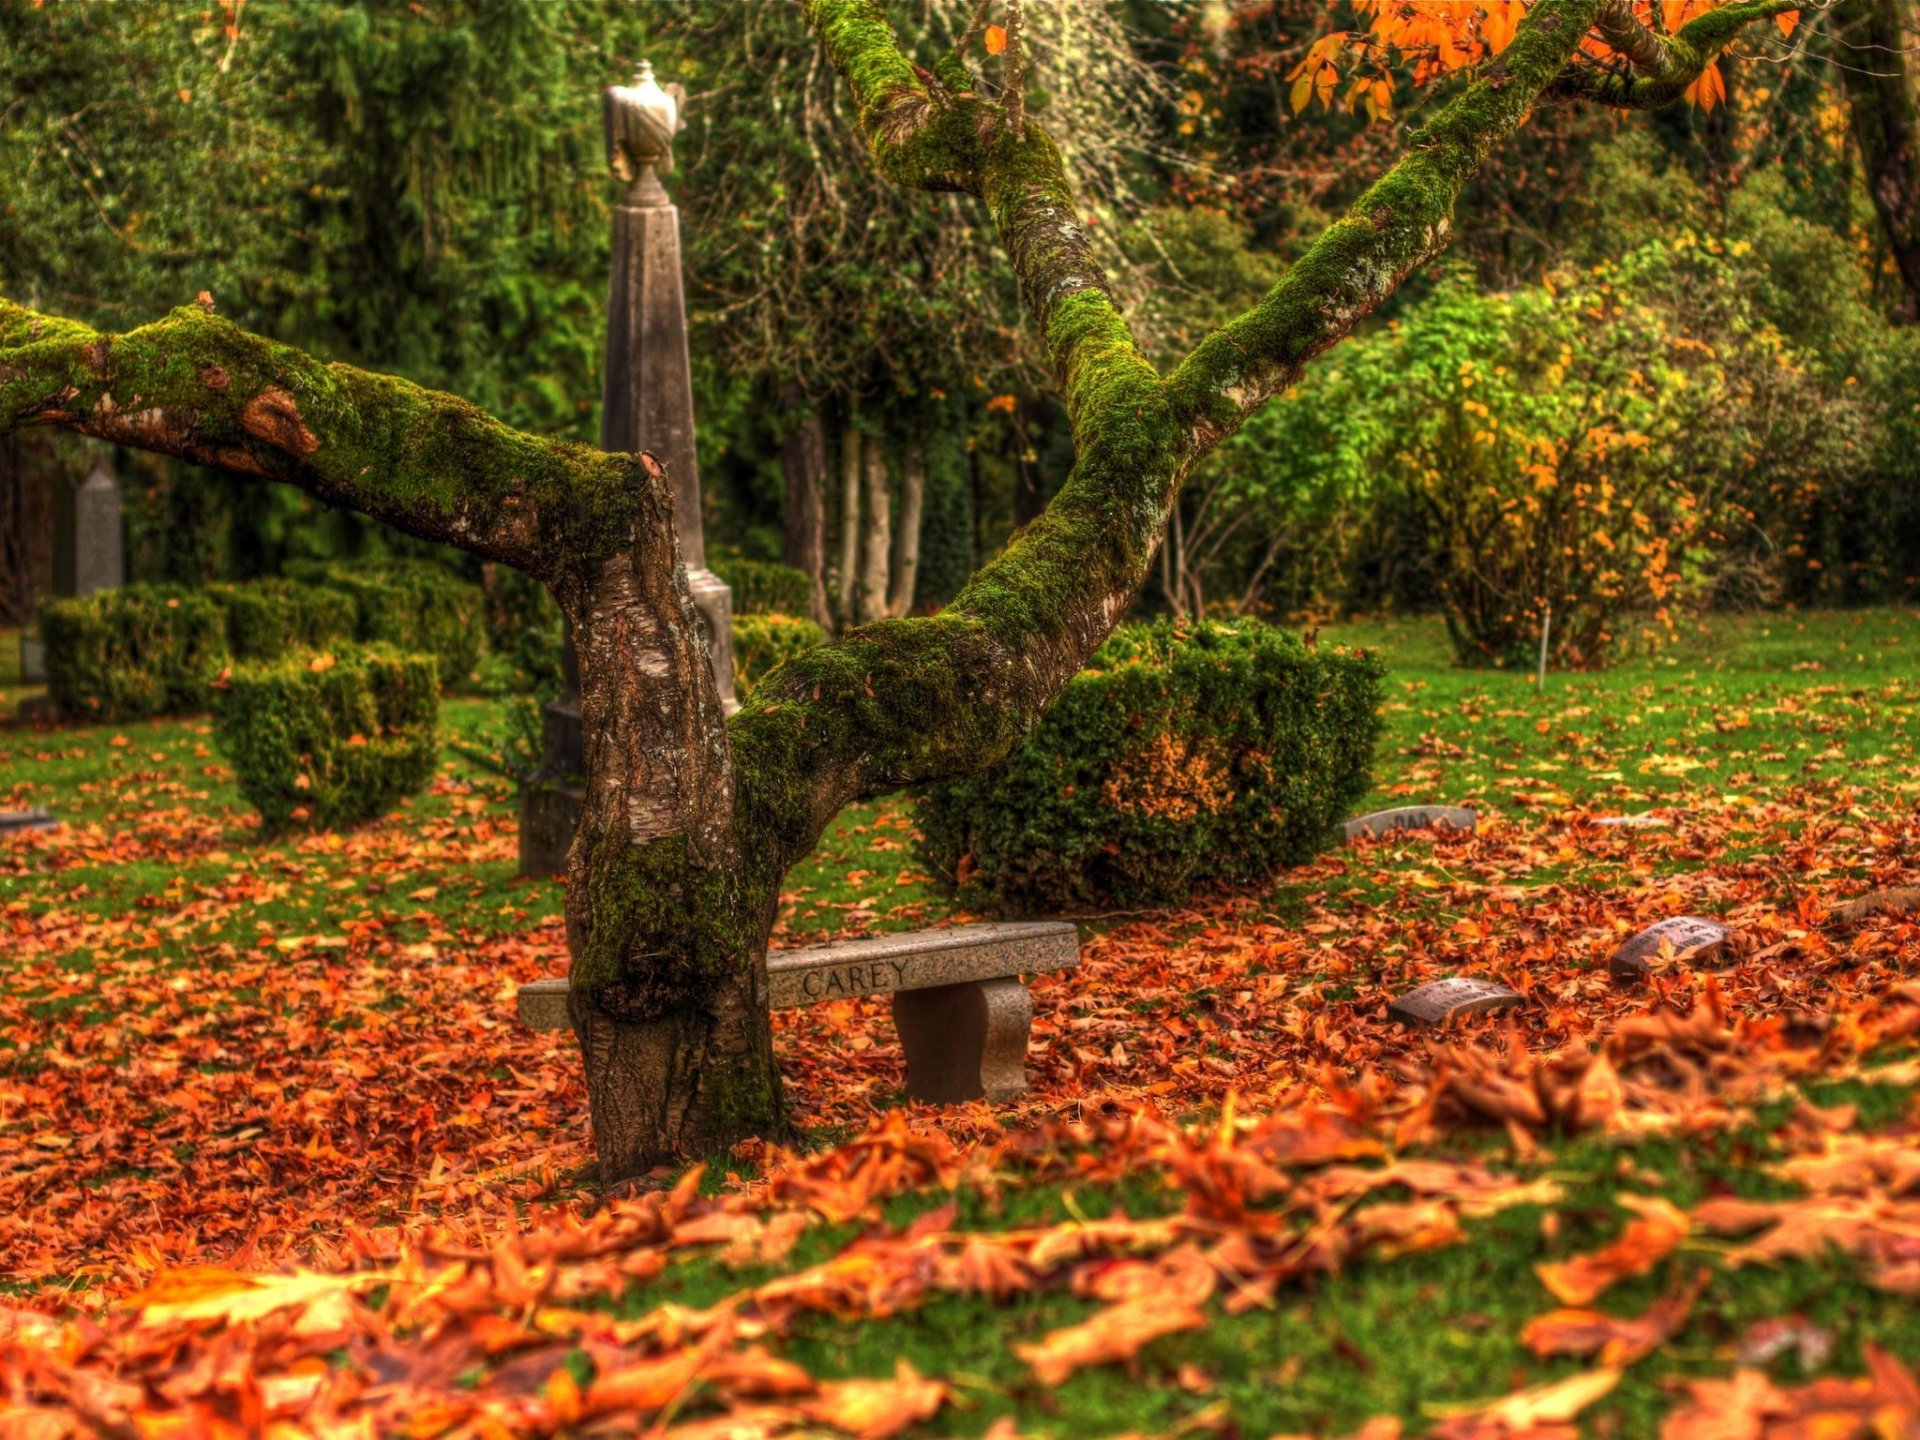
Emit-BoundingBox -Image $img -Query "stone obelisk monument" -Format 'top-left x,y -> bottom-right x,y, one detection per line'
518,61 -> 735,879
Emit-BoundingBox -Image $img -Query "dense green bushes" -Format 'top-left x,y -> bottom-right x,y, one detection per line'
733,613 -> 826,697
39,587 -> 227,722
914,619 -> 1383,913
288,562 -> 486,686
39,569 -> 485,721
211,646 -> 440,830
709,555 -> 814,618
209,580 -> 358,661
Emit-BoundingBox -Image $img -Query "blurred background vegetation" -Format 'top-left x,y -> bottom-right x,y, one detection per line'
2,0 -> 1915,674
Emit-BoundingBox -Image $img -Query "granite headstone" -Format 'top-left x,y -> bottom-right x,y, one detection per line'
1608,916 -> 1730,979
1345,805 -> 1478,842
1387,975 -> 1523,1027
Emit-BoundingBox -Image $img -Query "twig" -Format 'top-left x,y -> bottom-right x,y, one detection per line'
1003,0 -> 1026,134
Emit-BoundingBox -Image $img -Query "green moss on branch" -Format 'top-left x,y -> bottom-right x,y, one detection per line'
0,298 -> 646,580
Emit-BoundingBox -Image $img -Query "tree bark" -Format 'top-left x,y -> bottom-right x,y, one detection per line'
781,385 -> 833,628
888,435 -> 925,617
1835,0 -> 1920,320
856,429 -> 891,624
0,432 -> 53,629
836,418 -> 862,627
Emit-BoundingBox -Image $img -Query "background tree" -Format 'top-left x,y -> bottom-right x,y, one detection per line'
1832,0 -> 1920,319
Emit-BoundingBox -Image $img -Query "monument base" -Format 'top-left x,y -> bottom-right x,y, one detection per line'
518,693 -> 585,879
685,567 -> 736,709
18,631 -> 45,685
518,773 -> 585,880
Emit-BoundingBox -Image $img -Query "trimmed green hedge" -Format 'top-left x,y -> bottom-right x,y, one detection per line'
733,612 -> 826,698
913,619 -> 1385,913
288,562 -> 486,687
710,556 -> 813,617
39,587 -> 228,722
210,580 -> 358,660
211,645 -> 440,830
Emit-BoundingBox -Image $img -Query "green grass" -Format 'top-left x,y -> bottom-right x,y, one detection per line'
6,610 -> 1920,1433
1328,608 -> 1920,812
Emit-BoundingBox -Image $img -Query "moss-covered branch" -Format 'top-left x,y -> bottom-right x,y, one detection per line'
0,298 -> 650,578
1550,0 -> 1805,109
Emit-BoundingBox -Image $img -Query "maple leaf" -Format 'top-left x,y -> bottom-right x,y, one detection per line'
1015,1299 -> 1208,1386
1535,1196 -> 1688,1305
801,1358 -> 947,1439
1521,1269 -> 1707,1366
126,1265 -> 385,1330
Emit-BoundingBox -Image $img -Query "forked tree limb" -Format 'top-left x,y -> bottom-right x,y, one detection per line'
0,298 -> 651,582
1549,0 -> 1808,109
726,0 -> 1602,881
735,0 -> 1815,886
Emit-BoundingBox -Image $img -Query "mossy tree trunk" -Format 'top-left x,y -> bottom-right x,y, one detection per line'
0,0 -> 1798,1184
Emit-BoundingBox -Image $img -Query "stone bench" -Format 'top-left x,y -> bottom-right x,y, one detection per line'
517,920 -> 1079,1104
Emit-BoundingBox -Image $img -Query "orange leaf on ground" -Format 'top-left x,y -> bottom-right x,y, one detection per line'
801,1359 -> 947,1439
1015,1299 -> 1208,1386
1536,1196 -> 1688,1305
1522,1270 -> 1707,1367
1428,1367 -> 1620,1438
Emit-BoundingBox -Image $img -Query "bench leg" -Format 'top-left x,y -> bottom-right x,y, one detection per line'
891,977 -> 1033,1104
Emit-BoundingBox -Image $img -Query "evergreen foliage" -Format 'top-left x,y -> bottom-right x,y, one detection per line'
211,646 -> 440,831
288,563 -> 488,688
209,580 -> 359,661
40,587 -> 228,723
913,394 -> 979,611
732,614 -> 828,699
914,619 -> 1384,913
708,556 -> 814,618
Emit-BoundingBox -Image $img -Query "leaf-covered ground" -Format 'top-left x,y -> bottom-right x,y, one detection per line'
3,610 -> 1919,1438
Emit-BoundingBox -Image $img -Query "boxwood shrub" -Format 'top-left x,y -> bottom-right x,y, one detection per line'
913,618 -> 1385,913
290,561 -> 486,687
210,580 -> 358,660
733,613 -> 826,697
710,555 -> 813,617
39,586 -> 228,722
211,645 -> 440,830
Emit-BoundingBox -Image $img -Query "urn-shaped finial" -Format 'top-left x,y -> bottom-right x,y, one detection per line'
604,59 -> 685,195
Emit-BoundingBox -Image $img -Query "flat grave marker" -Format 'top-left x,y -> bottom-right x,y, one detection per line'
1608,916 -> 1730,979
1344,806 -> 1478,843
0,808 -> 58,835
1387,975 -> 1523,1027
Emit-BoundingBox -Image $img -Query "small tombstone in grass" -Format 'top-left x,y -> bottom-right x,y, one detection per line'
1590,813 -> 1667,829
1825,887 -> 1920,929
0,807 -> 58,834
1387,975 -> 1523,1027
1608,916 -> 1729,980
1343,805 -> 1478,843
